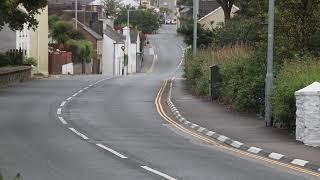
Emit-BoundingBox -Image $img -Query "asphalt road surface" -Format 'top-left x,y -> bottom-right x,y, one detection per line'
0,25 -> 317,179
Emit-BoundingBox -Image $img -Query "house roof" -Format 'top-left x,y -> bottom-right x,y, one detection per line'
198,5 -> 239,22
104,25 -> 125,43
76,20 -> 103,40
130,31 -> 139,44
199,0 -> 220,18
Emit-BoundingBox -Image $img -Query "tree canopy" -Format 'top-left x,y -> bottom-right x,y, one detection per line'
0,0 -> 47,31
115,7 -> 160,33
103,0 -> 121,17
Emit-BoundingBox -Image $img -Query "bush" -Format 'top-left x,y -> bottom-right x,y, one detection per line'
184,45 -> 251,97
0,53 -> 12,67
272,57 -> 320,127
219,54 -> 266,113
24,57 -> 37,66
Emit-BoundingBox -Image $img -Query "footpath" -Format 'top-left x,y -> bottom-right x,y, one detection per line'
170,79 -> 320,169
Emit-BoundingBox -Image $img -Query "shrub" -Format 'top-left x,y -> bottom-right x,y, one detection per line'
272,57 -> 320,127
0,53 -> 12,67
24,57 -> 37,66
219,53 -> 266,113
184,45 -> 251,97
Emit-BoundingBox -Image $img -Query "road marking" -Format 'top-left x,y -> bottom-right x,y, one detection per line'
197,127 -> 206,133
291,159 -> 309,167
78,90 -> 83,93
217,135 -> 229,142
72,93 -> 78,97
269,152 -> 284,160
230,141 -> 243,148
60,101 -> 66,107
67,97 -> 72,101
96,144 -> 128,159
247,147 -> 262,154
206,131 -> 215,136
83,87 -> 89,90
58,116 -> 67,125
57,108 -> 62,115
190,124 -> 198,129
141,166 -> 176,180
68,128 -> 89,140
155,80 -> 320,177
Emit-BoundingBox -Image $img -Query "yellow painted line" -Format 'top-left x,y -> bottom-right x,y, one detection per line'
155,80 -> 320,177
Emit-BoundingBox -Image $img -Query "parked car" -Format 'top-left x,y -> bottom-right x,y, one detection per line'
171,19 -> 177,24
166,19 -> 172,24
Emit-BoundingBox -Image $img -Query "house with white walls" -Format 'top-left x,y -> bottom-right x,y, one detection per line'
102,25 -> 126,76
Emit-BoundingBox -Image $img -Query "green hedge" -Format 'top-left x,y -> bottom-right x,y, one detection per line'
272,58 -> 320,127
219,54 -> 266,113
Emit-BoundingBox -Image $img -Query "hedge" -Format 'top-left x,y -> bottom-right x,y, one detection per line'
272,58 -> 320,127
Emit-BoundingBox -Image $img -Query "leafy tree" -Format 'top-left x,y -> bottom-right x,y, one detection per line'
50,20 -> 83,48
67,39 -> 93,73
115,7 -> 160,33
103,0 -> 120,17
216,0 -> 237,21
0,0 -> 47,31
48,16 -> 63,30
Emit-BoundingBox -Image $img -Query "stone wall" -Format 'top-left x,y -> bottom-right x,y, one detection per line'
295,82 -> 320,147
0,66 -> 32,87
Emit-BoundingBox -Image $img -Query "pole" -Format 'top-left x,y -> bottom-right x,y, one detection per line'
127,10 -> 130,27
192,0 -> 198,56
265,0 -> 275,127
75,0 -> 78,29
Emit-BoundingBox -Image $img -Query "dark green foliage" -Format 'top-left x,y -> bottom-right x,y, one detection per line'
115,7 -> 160,33
272,58 -> 320,127
48,16 -> 63,30
177,17 -> 214,48
219,54 -> 266,113
66,39 -> 94,64
0,0 -> 47,31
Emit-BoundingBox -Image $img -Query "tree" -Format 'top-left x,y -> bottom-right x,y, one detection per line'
67,40 -> 93,74
0,0 -> 47,31
216,0 -> 236,21
115,7 -> 160,33
103,0 -> 120,17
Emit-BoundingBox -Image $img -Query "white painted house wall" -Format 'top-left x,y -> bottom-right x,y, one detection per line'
102,34 -> 115,76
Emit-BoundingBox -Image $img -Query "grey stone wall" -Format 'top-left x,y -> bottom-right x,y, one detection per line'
0,66 -> 32,87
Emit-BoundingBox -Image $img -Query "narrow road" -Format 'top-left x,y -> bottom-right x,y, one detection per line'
0,25 -> 316,179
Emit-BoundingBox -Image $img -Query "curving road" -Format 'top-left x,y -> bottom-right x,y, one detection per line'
0,25 -> 317,179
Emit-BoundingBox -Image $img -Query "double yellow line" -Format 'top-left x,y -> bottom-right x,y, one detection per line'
155,80 -> 320,177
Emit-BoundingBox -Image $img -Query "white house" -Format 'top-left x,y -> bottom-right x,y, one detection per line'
102,25 -> 126,76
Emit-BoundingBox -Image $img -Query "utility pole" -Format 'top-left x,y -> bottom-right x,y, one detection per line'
265,0 -> 275,127
192,0 -> 198,56
75,0 -> 78,29
127,10 -> 130,27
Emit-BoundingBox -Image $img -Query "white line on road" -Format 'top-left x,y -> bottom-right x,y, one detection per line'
72,93 -> 78,97
248,147 -> 262,154
291,159 -> 309,167
60,101 -> 66,107
269,152 -> 284,160
83,87 -> 89,90
69,128 -> 89,140
96,144 -> 128,159
141,166 -> 177,180
67,97 -> 72,101
57,108 -> 62,115
78,90 -> 83,93
58,116 -> 67,125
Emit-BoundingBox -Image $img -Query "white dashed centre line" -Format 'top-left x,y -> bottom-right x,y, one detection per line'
66,97 -> 72,101
60,101 -> 66,107
58,116 -> 67,125
68,128 -> 89,140
57,108 -> 62,115
141,166 -> 177,180
96,144 -> 128,159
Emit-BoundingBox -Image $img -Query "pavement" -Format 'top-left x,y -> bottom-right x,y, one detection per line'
170,78 -> 320,168
0,25 -> 318,179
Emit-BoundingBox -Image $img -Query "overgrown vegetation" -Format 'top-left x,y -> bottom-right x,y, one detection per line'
182,0 -> 320,127
115,7 -> 161,33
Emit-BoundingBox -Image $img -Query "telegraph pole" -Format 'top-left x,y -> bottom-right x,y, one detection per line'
192,0 -> 198,56
75,0 -> 78,29
265,0 -> 275,127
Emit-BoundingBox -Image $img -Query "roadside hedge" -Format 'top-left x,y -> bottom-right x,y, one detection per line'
272,58 -> 320,127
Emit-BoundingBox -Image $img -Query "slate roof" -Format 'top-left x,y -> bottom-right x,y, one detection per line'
199,0 -> 220,18
104,25 -> 125,43
77,20 -> 103,40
